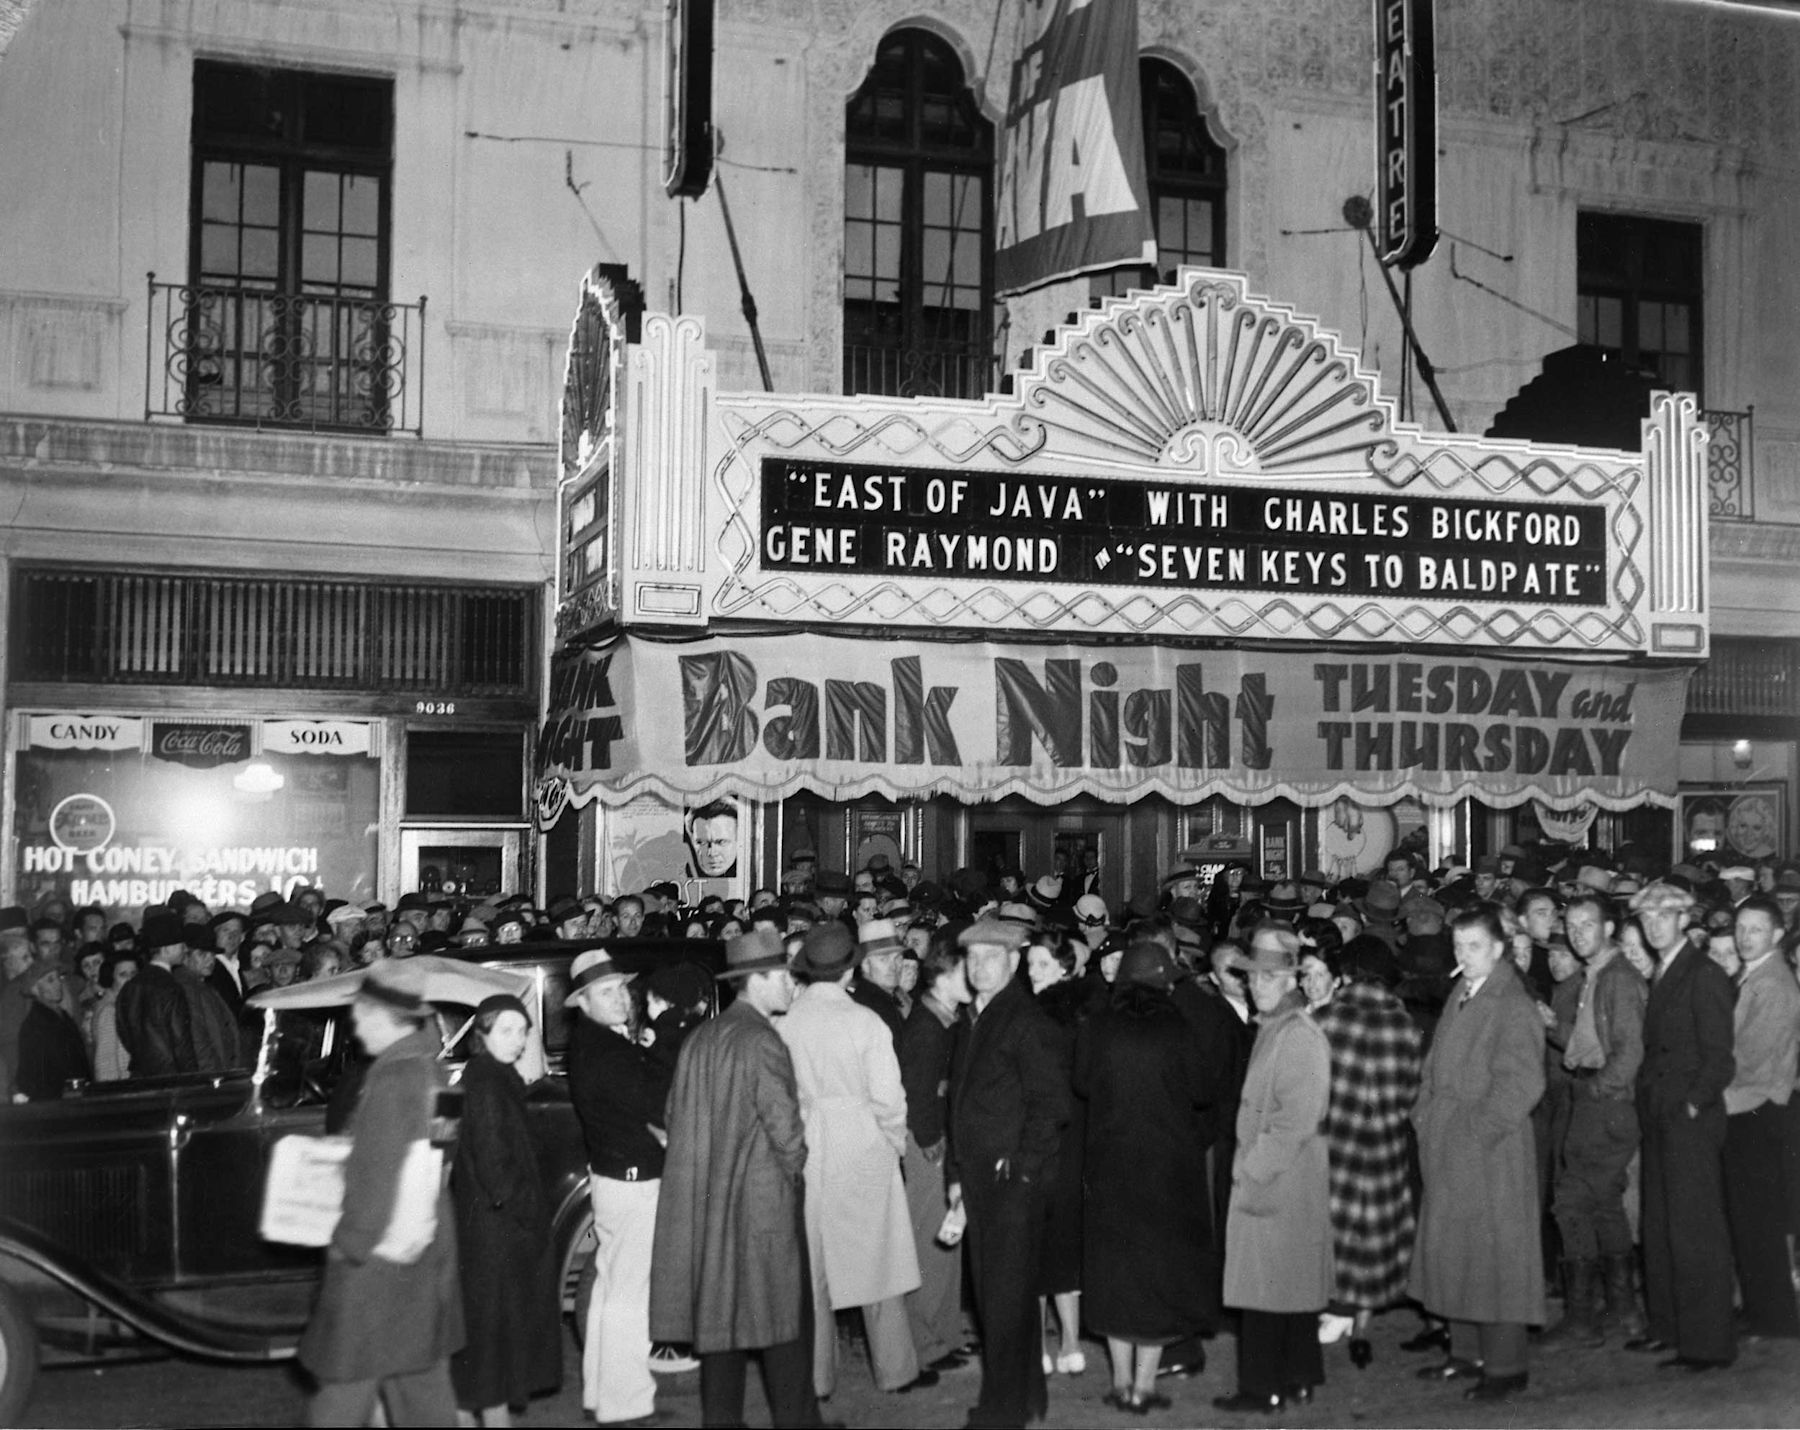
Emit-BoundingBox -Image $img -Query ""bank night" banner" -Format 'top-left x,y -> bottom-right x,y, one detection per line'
535,633 -> 1687,815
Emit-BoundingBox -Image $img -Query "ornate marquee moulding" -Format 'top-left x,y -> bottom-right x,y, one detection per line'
541,767 -> 1664,820
578,266 -> 1709,657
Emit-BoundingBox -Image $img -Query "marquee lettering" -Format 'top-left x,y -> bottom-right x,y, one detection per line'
762,458 -> 1607,603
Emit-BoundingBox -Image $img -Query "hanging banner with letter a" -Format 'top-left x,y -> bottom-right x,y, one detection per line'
995,0 -> 1156,296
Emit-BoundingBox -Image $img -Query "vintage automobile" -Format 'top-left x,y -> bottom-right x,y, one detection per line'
0,936 -> 724,1422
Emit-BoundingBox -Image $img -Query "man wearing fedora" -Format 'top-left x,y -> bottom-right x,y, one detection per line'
651,929 -> 825,1428
813,871 -> 854,930
781,923 -> 926,1399
1359,881 -> 1404,953
301,959 -> 463,1427
566,947 -> 671,1424
851,918 -> 908,1042
948,916 -> 1070,1428
115,913 -> 199,1077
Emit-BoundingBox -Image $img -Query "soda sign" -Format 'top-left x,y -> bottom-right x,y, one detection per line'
262,719 -> 373,757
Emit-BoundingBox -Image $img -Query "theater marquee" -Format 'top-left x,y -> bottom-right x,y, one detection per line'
565,267 -> 1708,658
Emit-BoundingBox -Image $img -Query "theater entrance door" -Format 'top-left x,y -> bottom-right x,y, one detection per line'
966,798 -> 1124,911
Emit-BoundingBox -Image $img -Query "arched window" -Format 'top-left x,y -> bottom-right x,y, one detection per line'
843,29 -> 994,399
1097,58 -> 1227,297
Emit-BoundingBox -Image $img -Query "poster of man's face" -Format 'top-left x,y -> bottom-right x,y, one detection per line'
686,798 -> 740,878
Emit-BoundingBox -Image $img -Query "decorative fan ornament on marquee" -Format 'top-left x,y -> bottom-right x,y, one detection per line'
1008,270 -> 1395,475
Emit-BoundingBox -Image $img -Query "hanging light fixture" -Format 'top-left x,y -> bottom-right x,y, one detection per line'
233,762 -> 285,795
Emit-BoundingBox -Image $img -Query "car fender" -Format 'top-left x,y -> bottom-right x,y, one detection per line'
0,1216 -> 297,1362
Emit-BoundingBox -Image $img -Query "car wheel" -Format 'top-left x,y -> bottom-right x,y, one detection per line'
558,1207 -> 597,1350
0,1280 -> 39,1426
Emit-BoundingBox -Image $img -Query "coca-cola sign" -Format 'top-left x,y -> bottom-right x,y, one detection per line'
151,721 -> 252,769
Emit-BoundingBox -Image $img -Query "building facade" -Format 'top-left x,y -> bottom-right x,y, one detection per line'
1,0 -> 1795,912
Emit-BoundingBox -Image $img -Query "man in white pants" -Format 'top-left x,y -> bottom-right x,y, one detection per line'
568,949 -> 672,1424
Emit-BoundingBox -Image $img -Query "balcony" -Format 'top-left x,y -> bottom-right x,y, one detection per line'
145,275 -> 425,437
1702,407 -> 1753,521
844,339 -> 995,401
1686,635 -> 1799,718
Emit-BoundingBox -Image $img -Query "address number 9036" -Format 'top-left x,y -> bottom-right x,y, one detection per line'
414,701 -> 457,715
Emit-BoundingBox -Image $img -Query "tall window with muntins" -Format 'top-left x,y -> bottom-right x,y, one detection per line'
1095,58 -> 1227,300
1576,212 -> 1702,400
182,62 -> 397,430
844,29 -> 994,400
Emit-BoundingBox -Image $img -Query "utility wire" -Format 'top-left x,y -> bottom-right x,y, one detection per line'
1449,244 -> 1576,338
469,130 -> 796,174
564,150 -> 618,259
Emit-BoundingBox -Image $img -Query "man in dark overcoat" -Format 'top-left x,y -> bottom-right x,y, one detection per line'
115,913 -> 199,1077
1626,881 -> 1738,1369
947,917 -> 1070,1428
300,959 -> 464,1426
1410,906 -> 1545,1403
14,955 -> 90,1099
649,930 -> 823,1428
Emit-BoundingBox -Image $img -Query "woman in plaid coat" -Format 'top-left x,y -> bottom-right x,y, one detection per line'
1313,935 -> 1424,1352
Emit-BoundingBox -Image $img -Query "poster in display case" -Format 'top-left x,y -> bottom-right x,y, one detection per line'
1679,784 -> 1786,864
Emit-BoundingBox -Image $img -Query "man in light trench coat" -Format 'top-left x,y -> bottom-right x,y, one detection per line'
779,921 -> 929,1398
1410,905 -> 1547,1403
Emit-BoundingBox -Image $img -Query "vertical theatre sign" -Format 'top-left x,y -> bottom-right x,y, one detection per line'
1374,0 -> 1437,269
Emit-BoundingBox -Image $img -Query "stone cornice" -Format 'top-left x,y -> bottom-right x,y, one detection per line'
1710,520 -> 1800,564
0,414 -> 556,492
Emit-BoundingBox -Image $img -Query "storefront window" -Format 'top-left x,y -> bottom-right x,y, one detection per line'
406,729 -> 524,818
13,715 -> 380,917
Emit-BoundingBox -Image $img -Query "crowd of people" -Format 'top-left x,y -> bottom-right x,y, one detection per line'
575,840 -> 1800,1424
7,835 -> 1800,1427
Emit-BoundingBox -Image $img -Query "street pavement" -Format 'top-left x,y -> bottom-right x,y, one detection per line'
26,1309 -> 1800,1428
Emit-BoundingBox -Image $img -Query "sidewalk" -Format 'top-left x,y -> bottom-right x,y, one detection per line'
632,1309 -> 1800,1429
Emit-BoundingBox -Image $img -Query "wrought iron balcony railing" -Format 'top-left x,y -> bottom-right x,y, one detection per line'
844,339 -> 996,401
1685,636 -> 1800,719
146,274 -> 425,437
1702,406 -> 1753,520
